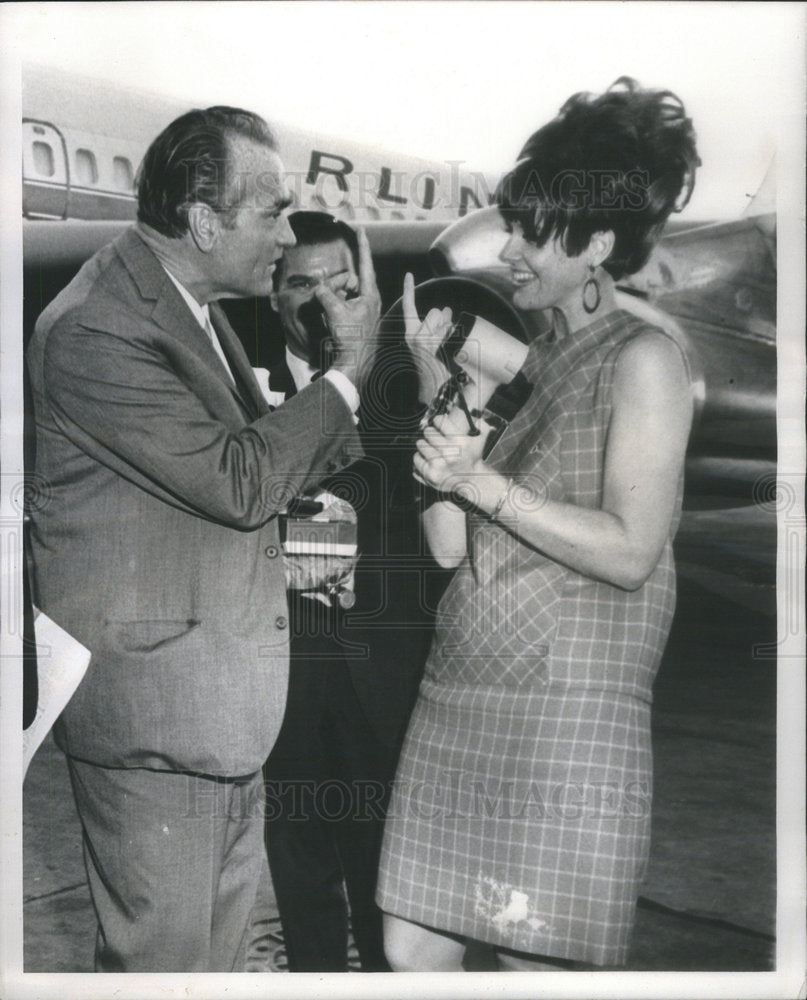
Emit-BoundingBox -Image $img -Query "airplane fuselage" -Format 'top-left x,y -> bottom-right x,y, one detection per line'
22,64 -> 490,225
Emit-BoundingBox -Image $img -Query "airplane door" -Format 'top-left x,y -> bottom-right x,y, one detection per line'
23,120 -> 69,219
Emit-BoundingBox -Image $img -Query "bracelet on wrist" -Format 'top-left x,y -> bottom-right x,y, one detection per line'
490,477 -> 513,521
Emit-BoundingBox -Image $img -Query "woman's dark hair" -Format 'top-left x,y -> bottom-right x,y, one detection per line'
495,77 -> 700,279
136,106 -> 278,238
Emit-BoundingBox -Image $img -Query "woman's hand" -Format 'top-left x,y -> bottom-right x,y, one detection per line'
402,272 -> 453,404
413,407 -> 496,497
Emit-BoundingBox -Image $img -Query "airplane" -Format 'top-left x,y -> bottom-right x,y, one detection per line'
21,62 -> 480,344
22,64 -> 488,230
20,63 -> 777,513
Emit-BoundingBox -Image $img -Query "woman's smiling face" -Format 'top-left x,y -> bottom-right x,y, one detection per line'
499,220 -> 593,317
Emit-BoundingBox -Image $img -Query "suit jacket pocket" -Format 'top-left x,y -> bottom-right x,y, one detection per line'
109,618 -> 201,653
54,617 -> 283,775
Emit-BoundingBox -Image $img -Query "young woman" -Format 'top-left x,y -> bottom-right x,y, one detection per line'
377,78 -> 700,971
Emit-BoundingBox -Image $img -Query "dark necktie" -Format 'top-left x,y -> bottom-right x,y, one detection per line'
209,314 -> 260,419
270,362 -> 297,400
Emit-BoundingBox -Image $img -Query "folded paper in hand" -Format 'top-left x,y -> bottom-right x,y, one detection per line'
23,611 -> 91,778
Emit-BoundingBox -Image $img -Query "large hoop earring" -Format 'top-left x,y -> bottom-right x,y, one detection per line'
582,266 -> 601,314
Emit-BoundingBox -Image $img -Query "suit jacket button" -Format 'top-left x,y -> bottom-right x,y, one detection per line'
265,545 -> 279,558
275,615 -> 287,630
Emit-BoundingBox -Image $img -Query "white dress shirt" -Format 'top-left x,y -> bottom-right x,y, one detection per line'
161,267 -> 235,384
285,347 -> 359,419
284,347 -> 320,392
162,265 -> 360,420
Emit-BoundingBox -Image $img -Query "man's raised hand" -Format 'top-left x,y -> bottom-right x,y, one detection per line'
315,228 -> 380,392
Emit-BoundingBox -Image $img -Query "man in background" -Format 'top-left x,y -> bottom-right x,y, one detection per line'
26,111 -> 379,972
262,211 -> 426,972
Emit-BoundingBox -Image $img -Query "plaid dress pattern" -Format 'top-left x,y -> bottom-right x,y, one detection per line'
378,311 -> 685,965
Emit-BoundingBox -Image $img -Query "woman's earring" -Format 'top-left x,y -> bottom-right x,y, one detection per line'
582,266 -> 601,314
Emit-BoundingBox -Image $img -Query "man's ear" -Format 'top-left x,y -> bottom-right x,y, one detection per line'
187,203 -> 219,253
269,289 -> 279,311
587,230 -> 615,269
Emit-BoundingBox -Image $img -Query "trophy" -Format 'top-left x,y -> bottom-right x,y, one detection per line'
422,312 -> 532,455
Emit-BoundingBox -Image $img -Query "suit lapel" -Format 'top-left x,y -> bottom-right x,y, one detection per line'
150,289 -> 228,376
116,229 -> 268,420
118,229 -> 236,382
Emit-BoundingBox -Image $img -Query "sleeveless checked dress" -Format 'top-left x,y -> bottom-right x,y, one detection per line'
377,310 -> 686,965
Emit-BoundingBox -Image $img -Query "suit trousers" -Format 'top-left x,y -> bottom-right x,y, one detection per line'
66,756 -> 264,972
263,595 -> 397,972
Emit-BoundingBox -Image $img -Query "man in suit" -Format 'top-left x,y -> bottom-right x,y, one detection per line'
26,108 -> 380,972
261,211 -> 426,972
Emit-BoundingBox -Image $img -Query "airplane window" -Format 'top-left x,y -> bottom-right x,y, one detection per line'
391,211 -> 405,221
113,156 -> 134,191
75,149 -> 98,186
32,141 -> 55,178
365,207 -> 380,221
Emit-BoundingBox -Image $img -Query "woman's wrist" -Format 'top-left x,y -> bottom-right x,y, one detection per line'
414,352 -> 449,405
489,477 -> 513,521
449,469 -> 519,521
478,472 -> 515,521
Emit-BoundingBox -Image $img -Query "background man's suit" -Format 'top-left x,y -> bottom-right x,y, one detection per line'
26,227 -> 362,969
260,337 -> 429,972
266,353 -> 428,743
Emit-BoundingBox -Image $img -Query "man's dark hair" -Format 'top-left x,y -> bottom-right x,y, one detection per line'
273,211 -> 360,288
496,77 -> 700,279
136,106 -> 278,238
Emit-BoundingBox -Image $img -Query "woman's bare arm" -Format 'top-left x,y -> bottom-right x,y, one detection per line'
422,499 -> 468,569
415,332 -> 692,590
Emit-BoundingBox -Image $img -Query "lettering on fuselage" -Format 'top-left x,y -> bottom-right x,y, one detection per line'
305,150 -> 487,217
22,121 -> 490,222
305,150 -> 352,192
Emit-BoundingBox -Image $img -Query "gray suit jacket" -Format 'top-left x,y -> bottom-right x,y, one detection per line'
27,227 -> 362,776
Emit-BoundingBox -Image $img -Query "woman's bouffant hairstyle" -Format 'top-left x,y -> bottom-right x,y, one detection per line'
136,107 -> 278,238
495,77 -> 700,279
